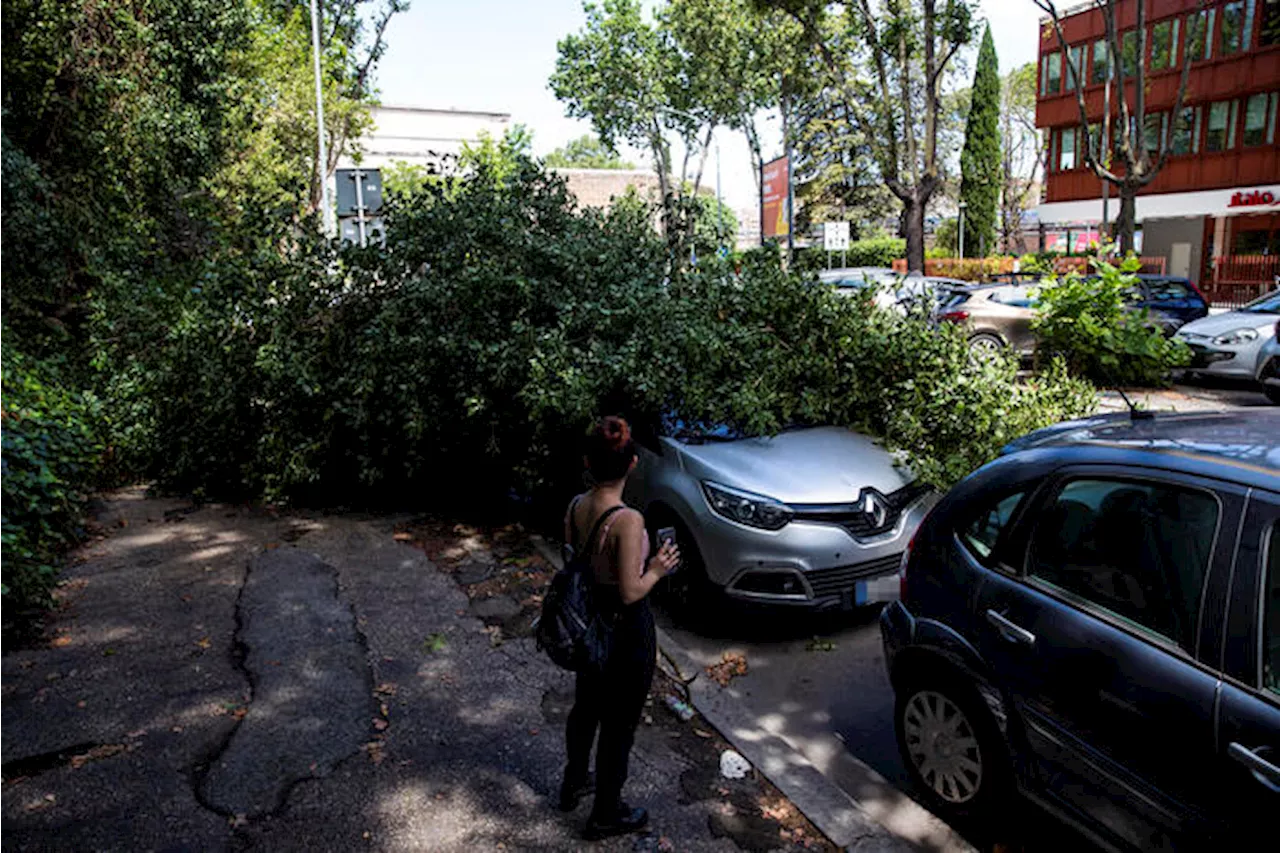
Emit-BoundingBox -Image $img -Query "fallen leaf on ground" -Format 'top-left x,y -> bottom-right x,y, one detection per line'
229,814 -> 249,828
704,652 -> 748,686
374,682 -> 398,697
805,637 -> 836,652
694,728 -> 713,738
264,542 -> 279,550
392,532 -> 413,542
363,741 -> 385,765
423,633 -> 448,653
373,718 -> 389,731
194,637 -> 211,650
51,635 -> 71,648
70,743 -> 128,768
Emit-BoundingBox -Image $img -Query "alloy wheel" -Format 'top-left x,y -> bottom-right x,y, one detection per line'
902,690 -> 984,804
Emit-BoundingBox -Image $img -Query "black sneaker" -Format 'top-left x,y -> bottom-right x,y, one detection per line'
558,771 -> 596,812
583,803 -> 648,840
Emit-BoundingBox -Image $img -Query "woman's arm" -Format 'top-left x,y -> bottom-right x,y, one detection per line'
613,510 -> 679,605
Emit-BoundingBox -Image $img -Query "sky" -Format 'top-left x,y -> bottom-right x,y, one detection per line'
375,0 -> 1046,212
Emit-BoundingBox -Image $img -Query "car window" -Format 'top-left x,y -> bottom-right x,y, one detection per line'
961,491 -> 1026,561
989,286 -> 1037,308
1028,478 -> 1218,652
1242,291 -> 1280,314
1264,524 -> 1280,697
1143,278 -> 1192,302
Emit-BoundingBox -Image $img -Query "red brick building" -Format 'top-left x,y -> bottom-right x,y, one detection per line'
1036,0 -> 1280,302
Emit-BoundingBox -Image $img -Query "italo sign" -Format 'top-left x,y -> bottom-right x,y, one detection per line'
1227,188 -> 1280,208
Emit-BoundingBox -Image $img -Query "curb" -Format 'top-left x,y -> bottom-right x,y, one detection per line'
529,535 -> 927,852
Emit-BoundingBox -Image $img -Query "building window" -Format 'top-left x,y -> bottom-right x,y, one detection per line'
1059,127 -> 1077,170
1144,113 -> 1168,157
1244,92 -> 1279,145
1187,8 -> 1216,60
1066,45 -> 1083,90
1263,0 -> 1280,46
1152,18 -> 1180,69
1041,51 -> 1062,95
1221,0 -> 1256,55
1171,106 -> 1200,155
1121,30 -> 1139,76
1092,38 -> 1110,83
1206,100 -> 1239,152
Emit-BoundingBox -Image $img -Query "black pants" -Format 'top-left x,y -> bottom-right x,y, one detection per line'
564,599 -> 656,816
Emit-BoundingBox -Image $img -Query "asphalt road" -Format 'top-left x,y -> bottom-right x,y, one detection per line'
654,600 -> 1096,853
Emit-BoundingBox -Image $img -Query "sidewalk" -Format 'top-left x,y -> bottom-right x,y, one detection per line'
1,490 -> 843,852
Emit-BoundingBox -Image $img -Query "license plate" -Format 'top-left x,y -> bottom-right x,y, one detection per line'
858,574 -> 900,604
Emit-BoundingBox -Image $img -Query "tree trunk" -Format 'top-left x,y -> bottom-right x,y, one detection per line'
1113,186 -> 1137,254
903,197 -> 926,273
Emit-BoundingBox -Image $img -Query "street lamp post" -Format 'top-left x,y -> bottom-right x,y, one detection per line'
958,200 -> 967,260
308,0 -> 330,233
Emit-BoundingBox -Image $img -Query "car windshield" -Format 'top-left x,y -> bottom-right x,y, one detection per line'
1143,278 -> 1193,301
1241,291 -> 1280,313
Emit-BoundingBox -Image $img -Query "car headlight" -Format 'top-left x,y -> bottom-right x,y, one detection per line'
1212,328 -> 1259,346
701,482 -> 793,530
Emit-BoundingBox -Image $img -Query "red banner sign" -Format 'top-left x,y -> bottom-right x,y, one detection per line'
761,156 -> 790,239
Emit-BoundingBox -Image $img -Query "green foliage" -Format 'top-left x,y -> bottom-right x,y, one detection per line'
545,134 -> 637,169
843,237 -> 906,267
959,24 -> 1000,258
934,218 -> 959,255
101,148 -> 1092,509
1032,257 -> 1191,386
2,348 -> 104,630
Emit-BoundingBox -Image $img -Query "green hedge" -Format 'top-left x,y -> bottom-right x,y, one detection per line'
2,348 -> 103,633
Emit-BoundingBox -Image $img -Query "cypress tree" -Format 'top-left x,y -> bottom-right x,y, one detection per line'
960,25 -> 1001,258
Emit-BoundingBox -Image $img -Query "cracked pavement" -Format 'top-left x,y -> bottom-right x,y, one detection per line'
2,489 -> 830,852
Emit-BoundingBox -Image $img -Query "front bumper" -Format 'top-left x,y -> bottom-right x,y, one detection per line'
1179,341 -> 1256,377
698,493 -> 937,610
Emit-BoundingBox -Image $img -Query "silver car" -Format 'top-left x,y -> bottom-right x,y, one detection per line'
1256,320 -> 1280,404
1175,290 -> 1280,379
624,422 -> 935,612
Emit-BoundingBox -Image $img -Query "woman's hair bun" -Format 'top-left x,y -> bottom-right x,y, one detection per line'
585,415 -> 636,482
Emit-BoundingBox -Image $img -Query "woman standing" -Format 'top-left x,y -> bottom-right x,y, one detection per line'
559,416 -> 680,840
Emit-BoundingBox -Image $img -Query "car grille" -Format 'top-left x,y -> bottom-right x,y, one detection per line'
791,480 -> 932,539
805,553 -> 903,601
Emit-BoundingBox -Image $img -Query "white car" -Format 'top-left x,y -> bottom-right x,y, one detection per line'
1175,290 -> 1280,380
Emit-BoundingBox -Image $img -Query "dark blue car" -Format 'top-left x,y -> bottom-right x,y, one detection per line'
881,410 -> 1280,851
1085,274 -> 1210,334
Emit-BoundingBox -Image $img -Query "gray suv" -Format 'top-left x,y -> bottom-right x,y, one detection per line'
623,420 -> 934,613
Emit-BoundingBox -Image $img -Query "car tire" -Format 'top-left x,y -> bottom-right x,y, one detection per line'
646,512 -> 718,630
894,670 -> 1011,819
1265,385 -> 1280,405
967,334 -> 1005,359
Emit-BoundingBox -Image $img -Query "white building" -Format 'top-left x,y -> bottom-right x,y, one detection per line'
338,104 -> 511,174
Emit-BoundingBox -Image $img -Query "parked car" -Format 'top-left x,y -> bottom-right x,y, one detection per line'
622,419 -> 935,616
817,267 -> 899,290
1084,274 -> 1210,334
1257,319 -> 1280,404
936,283 -> 1040,358
1175,289 -> 1280,381
881,410 -> 1280,851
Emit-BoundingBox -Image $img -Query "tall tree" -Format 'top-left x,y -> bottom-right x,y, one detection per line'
551,0 -> 754,262
545,135 -> 637,169
998,62 -> 1041,253
959,24 -> 1000,257
1034,0 -> 1201,253
766,1 -> 978,272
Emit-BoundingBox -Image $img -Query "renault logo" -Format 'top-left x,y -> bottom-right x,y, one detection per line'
861,490 -> 889,529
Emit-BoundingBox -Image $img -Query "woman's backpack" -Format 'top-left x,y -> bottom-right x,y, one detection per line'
535,502 -> 624,675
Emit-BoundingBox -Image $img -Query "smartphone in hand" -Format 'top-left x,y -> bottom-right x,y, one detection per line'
656,527 -> 679,572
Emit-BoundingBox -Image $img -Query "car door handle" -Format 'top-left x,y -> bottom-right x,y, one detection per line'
1228,742 -> 1280,793
985,609 -> 1036,647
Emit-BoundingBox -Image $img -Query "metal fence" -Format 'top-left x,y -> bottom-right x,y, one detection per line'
1207,256 -> 1279,309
